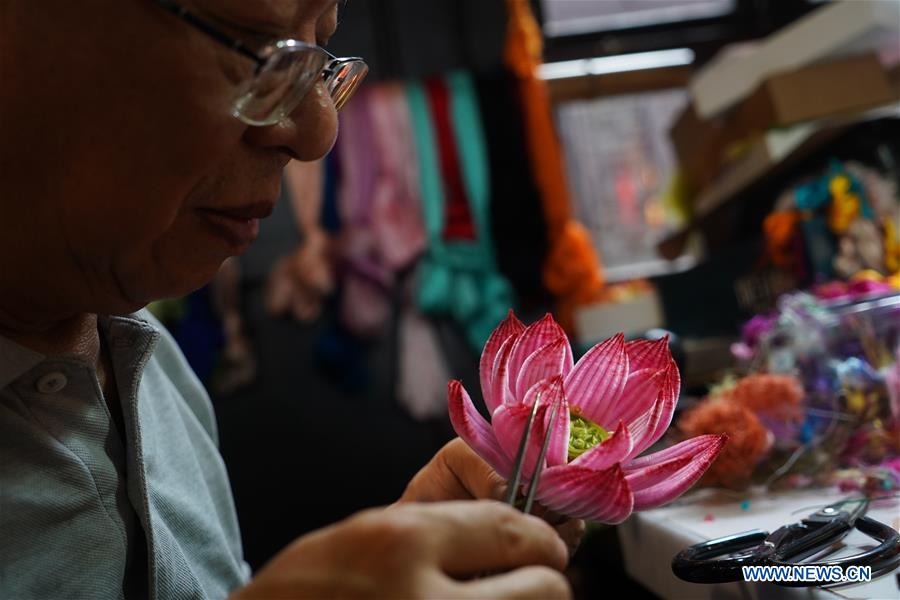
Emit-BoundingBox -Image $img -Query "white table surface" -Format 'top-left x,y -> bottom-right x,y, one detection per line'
617,486 -> 900,600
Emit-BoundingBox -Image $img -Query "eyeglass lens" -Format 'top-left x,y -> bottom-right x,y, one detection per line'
233,48 -> 367,125
326,61 -> 368,111
233,49 -> 327,125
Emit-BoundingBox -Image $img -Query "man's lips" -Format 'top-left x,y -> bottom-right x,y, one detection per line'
202,202 -> 276,220
196,202 -> 274,248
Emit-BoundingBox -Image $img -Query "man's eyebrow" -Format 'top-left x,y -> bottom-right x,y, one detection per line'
300,0 -> 340,19
221,0 -> 339,43
238,0 -> 339,28
313,0 -> 341,45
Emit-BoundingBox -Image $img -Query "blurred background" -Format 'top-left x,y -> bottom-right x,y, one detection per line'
149,1 -> 900,598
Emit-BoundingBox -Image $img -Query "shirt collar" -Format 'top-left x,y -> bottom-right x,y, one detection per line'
0,311 -> 159,391
0,333 -> 45,391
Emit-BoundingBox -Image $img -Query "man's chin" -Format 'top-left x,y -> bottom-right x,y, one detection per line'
116,266 -> 223,315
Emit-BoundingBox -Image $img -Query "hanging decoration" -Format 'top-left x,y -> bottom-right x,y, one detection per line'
503,0 -> 607,334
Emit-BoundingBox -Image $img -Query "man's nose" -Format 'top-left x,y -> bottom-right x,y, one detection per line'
241,81 -> 339,161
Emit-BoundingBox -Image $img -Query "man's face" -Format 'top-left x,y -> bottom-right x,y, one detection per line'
0,0 -> 340,315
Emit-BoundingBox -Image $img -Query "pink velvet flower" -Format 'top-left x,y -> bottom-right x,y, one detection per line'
448,311 -> 727,523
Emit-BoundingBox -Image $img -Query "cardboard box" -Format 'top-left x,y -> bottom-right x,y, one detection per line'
668,102 -> 727,194
689,0 -> 900,118
671,53 -> 895,191
733,53 -> 894,134
574,289 -> 664,346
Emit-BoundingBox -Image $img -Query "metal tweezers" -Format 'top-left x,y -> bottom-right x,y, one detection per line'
503,392 -> 562,513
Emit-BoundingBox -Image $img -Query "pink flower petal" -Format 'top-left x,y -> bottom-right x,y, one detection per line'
491,377 -> 567,477
624,452 -> 693,490
488,334 -> 520,413
624,434 -> 723,472
622,399 -> 663,461
645,362 -> 680,446
628,434 -> 728,510
480,310 -> 525,412
447,380 -> 513,477
508,314 -> 569,382
564,333 -> 628,425
571,421 -> 633,471
606,367 -> 666,429
541,378 -> 570,467
625,336 -> 671,372
515,338 -> 570,401
623,363 -> 681,460
537,464 -> 634,524
491,402 -> 535,463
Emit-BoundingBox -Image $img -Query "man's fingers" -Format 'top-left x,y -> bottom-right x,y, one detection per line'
529,504 -> 566,525
440,438 -> 507,501
554,518 -> 586,558
453,566 -> 572,599
525,503 -> 585,558
419,501 -> 568,575
400,438 -> 507,502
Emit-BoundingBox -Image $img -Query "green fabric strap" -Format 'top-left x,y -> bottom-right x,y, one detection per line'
407,73 -> 515,349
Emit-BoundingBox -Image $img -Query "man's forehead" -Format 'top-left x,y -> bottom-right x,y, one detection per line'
211,0 -> 338,24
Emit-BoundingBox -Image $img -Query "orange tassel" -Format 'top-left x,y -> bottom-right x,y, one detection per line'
763,211 -> 800,268
504,0 -> 606,334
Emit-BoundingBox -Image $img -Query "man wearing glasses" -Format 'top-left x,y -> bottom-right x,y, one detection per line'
0,0 -> 576,598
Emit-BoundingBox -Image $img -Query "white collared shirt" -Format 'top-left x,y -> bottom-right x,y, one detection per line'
0,310 -> 250,599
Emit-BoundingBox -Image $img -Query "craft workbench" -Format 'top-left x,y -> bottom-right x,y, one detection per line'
618,487 -> 900,599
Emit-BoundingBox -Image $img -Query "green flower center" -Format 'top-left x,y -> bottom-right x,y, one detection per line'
568,414 -> 610,461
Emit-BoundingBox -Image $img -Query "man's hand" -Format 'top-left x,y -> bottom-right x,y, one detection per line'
229,501 -> 571,599
399,438 -> 507,503
398,438 -> 586,557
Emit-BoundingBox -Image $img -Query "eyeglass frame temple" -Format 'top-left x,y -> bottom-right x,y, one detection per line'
152,0 -> 266,67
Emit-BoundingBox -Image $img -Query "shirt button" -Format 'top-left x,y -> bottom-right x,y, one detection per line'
36,372 -> 68,394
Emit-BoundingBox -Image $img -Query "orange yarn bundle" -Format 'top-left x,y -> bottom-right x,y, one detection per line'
503,0 -> 606,333
679,400 -> 772,489
542,221 -> 605,300
726,373 -> 805,423
763,211 -> 800,268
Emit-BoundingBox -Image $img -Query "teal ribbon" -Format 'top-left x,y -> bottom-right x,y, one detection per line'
407,72 -> 515,349
794,158 -> 874,218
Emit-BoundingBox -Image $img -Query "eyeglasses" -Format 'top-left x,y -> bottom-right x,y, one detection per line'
153,0 -> 368,126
